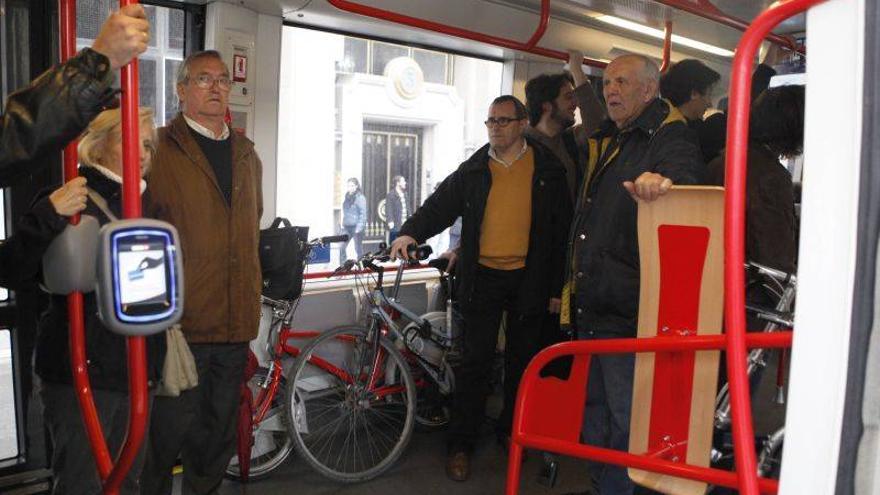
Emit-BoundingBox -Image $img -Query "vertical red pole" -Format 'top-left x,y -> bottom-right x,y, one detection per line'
103,1 -> 149,493
724,1 -> 825,493
660,20 -> 673,73
60,0 -> 115,481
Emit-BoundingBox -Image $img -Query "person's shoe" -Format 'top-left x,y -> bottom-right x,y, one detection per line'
445,451 -> 470,481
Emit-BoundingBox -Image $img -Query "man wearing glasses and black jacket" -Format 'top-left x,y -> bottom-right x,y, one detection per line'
390,95 -> 572,483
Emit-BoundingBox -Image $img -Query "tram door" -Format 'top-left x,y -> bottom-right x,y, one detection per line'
362,123 -> 423,245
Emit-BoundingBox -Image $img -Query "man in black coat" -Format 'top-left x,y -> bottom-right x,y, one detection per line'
384,175 -> 408,241
562,54 -> 703,495
390,95 -> 572,482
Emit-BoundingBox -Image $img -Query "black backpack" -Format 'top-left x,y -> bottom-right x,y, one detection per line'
259,218 -> 309,300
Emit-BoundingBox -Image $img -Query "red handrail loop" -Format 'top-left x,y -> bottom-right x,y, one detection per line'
326,0 -> 608,68
60,1 -> 150,494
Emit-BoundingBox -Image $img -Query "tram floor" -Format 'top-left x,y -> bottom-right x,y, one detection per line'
174,352 -> 787,495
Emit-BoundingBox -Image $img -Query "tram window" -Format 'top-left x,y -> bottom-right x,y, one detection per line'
279,27 -> 503,270
75,0 -> 186,125
0,330 -> 17,461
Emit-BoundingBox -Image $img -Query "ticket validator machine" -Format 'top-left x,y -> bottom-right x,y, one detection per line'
95,219 -> 183,336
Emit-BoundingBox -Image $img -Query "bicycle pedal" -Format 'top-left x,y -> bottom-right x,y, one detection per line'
536,459 -> 558,487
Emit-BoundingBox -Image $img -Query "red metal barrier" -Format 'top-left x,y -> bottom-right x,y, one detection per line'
326,0 -> 608,68
506,334 -> 792,495
60,1 -> 150,493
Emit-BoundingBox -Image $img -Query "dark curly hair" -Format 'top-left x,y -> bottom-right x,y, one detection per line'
750,85 -> 805,158
660,59 -> 721,107
524,73 -> 575,126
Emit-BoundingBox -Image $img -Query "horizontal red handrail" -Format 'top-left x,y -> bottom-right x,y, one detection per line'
723,1 -> 824,493
326,0 -> 608,68
652,0 -> 803,53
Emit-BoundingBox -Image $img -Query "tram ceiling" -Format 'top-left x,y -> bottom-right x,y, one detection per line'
239,0 -> 803,64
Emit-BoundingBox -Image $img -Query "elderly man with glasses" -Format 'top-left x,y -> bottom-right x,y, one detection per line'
140,50 -> 263,495
390,95 -> 572,482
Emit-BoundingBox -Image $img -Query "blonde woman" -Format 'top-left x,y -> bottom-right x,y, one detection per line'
0,108 -> 163,495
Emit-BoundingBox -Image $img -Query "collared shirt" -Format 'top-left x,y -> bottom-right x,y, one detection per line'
488,139 -> 528,168
183,114 -> 230,141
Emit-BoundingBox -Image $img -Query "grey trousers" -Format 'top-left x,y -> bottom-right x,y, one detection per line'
40,380 -> 150,495
140,343 -> 248,495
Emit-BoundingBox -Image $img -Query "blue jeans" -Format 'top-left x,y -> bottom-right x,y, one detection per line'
580,332 -> 635,495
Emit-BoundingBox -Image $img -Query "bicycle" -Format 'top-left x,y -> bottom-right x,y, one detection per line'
284,244 -> 460,482
709,260 -> 796,487
225,241 -> 459,482
224,234 -> 349,480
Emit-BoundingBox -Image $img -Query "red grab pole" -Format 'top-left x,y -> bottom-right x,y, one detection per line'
659,20 -> 673,73
326,0 -> 608,68
103,0 -> 149,493
651,0 -> 803,53
724,1 -> 825,493
59,0 -> 115,481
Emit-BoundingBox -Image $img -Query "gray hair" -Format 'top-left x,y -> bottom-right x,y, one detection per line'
176,50 -> 226,85
612,53 -> 660,85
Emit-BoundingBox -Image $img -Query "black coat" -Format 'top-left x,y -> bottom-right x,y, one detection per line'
570,99 -> 704,336
707,144 -> 797,274
384,190 -> 406,228
399,138 -> 572,315
0,167 -> 165,391
0,49 -> 116,187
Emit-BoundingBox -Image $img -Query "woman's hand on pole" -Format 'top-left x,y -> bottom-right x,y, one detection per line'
49,177 -> 88,217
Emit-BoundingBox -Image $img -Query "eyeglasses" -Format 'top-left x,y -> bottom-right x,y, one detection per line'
484,117 -> 524,128
190,73 -> 233,90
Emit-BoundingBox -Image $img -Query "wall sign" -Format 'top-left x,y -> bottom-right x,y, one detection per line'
224,29 -> 255,106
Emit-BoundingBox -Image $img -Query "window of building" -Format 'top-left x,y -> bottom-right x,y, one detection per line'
278,27 -> 504,270
75,1 -> 186,125
338,37 -> 452,85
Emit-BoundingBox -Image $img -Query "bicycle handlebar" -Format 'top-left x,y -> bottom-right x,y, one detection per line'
745,261 -> 796,285
320,234 -> 350,245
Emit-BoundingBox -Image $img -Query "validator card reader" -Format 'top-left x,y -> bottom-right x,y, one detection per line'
96,219 -> 184,336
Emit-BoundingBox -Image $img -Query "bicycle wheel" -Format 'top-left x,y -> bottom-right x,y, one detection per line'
225,367 -> 294,481
285,325 -> 416,482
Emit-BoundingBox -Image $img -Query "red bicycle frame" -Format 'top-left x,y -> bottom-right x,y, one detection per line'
61,1 -> 149,494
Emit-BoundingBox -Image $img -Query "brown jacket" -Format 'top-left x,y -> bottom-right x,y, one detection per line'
148,114 -> 263,343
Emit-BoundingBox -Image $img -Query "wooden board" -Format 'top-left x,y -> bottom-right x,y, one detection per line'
628,186 -> 725,495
